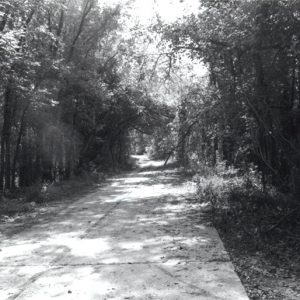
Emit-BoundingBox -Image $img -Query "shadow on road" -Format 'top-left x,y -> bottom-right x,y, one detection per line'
0,155 -> 248,300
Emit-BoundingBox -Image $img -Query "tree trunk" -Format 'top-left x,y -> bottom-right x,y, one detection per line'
0,84 -> 14,191
177,100 -> 188,166
19,129 -> 31,187
11,113 -> 26,189
0,5 -> 9,32
67,0 -> 94,62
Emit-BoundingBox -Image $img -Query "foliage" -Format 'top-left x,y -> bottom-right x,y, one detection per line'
162,0 -> 300,196
0,0 -> 174,193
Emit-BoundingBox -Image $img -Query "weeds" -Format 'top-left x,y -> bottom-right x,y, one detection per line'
194,162 -> 300,299
194,162 -> 297,235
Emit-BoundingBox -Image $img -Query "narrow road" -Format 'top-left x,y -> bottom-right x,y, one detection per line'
0,156 -> 249,299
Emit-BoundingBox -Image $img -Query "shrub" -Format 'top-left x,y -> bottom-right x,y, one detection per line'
24,184 -> 46,203
194,161 -> 298,238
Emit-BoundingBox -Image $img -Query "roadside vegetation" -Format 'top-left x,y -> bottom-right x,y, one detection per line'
194,163 -> 300,299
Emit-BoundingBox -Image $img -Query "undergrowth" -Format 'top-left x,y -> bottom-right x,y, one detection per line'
0,172 -> 103,217
195,162 -> 299,238
194,162 -> 300,299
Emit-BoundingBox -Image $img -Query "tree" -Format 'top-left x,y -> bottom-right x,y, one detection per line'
162,0 -> 300,193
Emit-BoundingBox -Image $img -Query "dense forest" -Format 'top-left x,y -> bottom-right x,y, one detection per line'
0,0 -> 174,191
0,0 -> 299,197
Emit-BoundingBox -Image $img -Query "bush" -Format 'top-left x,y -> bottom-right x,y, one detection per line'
195,161 -> 299,239
195,161 -> 244,210
24,184 -> 46,203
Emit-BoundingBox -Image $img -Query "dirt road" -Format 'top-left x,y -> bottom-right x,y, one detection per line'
0,156 -> 249,299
